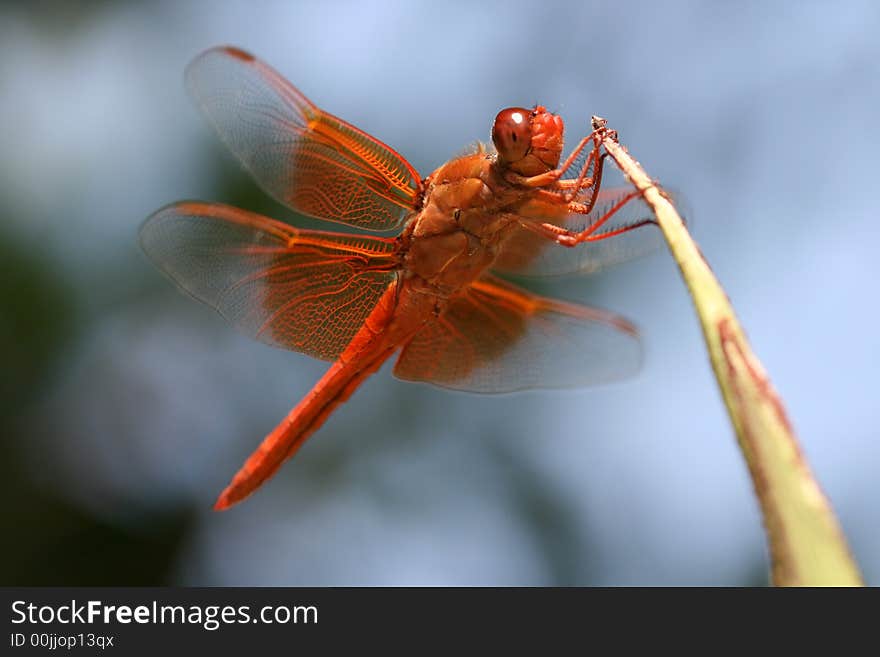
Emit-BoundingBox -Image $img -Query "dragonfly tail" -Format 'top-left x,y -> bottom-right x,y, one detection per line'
214,347 -> 395,511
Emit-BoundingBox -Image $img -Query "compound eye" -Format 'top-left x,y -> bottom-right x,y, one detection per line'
491,107 -> 532,163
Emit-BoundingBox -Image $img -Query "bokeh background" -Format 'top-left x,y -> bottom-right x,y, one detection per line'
2,0 -> 878,586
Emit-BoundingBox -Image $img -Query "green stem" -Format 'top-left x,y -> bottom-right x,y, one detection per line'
596,121 -> 862,586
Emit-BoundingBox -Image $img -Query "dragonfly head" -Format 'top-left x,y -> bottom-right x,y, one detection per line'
492,105 -> 564,176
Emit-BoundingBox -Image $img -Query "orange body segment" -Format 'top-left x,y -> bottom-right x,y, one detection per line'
215,280 -> 405,509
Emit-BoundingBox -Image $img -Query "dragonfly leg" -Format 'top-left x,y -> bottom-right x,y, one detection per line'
517,187 -> 655,247
504,126 -> 611,207
542,216 -> 658,247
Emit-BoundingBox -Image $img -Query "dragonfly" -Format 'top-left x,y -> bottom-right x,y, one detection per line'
140,46 -> 661,510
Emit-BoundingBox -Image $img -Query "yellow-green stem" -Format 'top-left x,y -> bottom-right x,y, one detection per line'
596,122 -> 862,586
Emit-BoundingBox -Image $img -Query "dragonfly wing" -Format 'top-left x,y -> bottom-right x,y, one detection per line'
493,188 -> 667,276
140,202 -> 399,360
186,46 -> 421,231
393,275 -> 641,393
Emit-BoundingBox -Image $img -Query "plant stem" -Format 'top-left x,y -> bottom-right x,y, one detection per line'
594,118 -> 863,586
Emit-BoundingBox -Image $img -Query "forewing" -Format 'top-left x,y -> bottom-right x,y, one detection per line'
393,275 -> 641,393
140,202 -> 399,360
186,46 -> 420,231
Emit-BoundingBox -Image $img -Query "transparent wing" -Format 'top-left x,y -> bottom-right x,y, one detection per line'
393,275 -> 641,393
186,46 -> 421,231
140,202 -> 399,360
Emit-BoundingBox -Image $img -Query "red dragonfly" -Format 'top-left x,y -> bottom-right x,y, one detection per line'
140,46 -> 660,510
